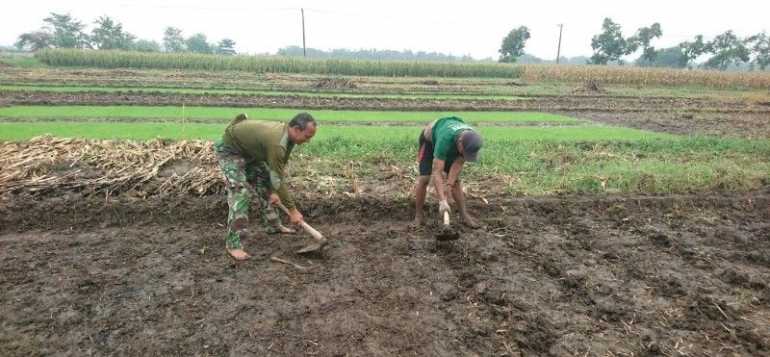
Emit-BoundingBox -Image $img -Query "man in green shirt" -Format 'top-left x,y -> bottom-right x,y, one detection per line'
215,113 -> 317,260
414,116 -> 483,229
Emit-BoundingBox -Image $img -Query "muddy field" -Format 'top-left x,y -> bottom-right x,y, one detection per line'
2,99 -> 770,356
2,187 -> 769,356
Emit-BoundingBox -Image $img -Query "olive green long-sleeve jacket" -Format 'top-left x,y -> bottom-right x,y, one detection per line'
222,120 -> 297,210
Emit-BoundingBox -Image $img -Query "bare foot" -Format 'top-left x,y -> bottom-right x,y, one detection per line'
412,215 -> 424,228
279,226 -> 297,234
229,249 -> 251,260
459,216 -> 481,229
269,226 -> 296,235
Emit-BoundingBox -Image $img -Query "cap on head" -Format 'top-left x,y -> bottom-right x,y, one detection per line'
461,130 -> 483,162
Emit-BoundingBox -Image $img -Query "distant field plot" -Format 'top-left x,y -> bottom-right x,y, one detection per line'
0,85 -> 525,100
0,106 -> 582,124
0,122 -> 670,142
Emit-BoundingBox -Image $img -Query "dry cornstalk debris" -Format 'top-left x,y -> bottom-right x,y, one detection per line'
0,136 -> 222,197
0,135 -> 386,199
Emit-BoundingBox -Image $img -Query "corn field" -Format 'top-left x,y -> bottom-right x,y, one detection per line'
520,64 -> 770,89
34,49 -> 770,88
35,49 -> 523,79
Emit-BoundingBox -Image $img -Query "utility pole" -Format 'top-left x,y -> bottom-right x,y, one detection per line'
556,23 -> 563,64
301,9 -> 307,57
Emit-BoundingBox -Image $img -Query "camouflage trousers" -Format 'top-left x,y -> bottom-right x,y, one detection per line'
215,139 -> 284,251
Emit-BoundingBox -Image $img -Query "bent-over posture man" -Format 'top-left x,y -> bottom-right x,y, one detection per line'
215,113 -> 317,260
414,116 -> 483,229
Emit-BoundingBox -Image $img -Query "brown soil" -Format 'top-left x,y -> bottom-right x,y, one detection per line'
2,189 -> 769,356
2,90 -> 769,114
1,97 -> 770,356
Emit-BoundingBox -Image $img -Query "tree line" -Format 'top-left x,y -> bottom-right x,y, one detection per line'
12,13 -> 770,71
499,18 -> 769,71
15,13 -> 236,55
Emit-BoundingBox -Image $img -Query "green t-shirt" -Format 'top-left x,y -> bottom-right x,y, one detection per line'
431,117 -> 473,161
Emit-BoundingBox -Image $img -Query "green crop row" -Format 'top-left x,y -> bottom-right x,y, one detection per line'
0,106 -> 580,124
3,122 -> 767,196
0,122 -> 670,142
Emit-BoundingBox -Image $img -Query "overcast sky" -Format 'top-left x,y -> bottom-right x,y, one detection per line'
2,0 -> 767,60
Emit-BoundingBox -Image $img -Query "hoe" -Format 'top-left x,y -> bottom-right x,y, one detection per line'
276,202 -> 329,253
436,211 -> 460,241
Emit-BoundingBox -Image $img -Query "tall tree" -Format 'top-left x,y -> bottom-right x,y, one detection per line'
635,46 -> 686,68
162,27 -> 185,52
746,31 -> 770,70
134,39 -> 161,52
43,13 -> 88,48
703,30 -> 750,70
15,31 -> 53,51
498,26 -> 530,63
589,18 -> 633,65
629,23 -> 662,62
90,15 -> 134,50
217,38 -> 237,55
186,33 -> 214,54
679,35 -> 711,69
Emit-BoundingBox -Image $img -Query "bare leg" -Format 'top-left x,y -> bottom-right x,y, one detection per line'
452,179 -> 480,228
414,175 -> 430,227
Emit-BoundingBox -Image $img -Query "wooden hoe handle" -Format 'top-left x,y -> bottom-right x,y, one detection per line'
275,202 -> 325,241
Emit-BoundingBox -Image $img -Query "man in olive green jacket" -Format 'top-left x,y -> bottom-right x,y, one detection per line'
215,113 -> 317,260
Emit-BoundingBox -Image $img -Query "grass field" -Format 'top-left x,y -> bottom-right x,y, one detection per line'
0,121 -> 671,142
1,59 -> 769,195
3,119 -> 766,195
0,106 -> 579,124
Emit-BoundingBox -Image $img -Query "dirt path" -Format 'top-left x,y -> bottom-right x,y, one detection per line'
1,191 -> 769,356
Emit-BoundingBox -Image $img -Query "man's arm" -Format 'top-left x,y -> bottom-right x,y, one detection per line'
432,135 -> 465,201
445,157 -> 465,187
432,159 -> 448,201
266,145 -> 296,210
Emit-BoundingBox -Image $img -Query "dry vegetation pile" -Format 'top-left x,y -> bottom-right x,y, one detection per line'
0,136 -> 383,199
571,79 -> 608,94
0,136 -> 220,198
313,77 -> 358,89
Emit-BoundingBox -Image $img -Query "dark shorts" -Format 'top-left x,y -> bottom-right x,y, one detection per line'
417,131 -> 453,176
